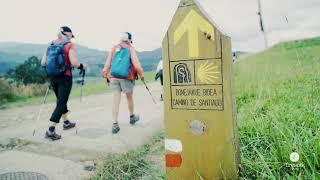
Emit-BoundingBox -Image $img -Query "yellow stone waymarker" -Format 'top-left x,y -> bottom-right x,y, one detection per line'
162,0 -> 240,179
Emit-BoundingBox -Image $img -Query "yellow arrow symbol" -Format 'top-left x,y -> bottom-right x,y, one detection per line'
174,9 -> 215,57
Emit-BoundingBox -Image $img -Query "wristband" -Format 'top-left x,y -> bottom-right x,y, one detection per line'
78,63 -> 83,70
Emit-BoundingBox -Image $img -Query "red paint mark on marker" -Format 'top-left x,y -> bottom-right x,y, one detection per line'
166,154 -> 182,167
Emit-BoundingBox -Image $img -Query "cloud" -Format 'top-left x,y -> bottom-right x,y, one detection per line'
0,0 -> 319,52
200,0 -> 320,51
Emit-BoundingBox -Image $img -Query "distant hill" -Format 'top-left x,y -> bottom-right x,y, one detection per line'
0,51 -> 25,74
138,48 -> 162,72
0,42 -> 162,76
274,36 -> 320,49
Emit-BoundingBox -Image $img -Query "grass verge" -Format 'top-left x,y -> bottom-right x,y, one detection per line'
91,132 -> 165,180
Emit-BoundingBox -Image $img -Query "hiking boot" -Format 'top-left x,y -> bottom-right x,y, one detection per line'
129,114 -> 140,125
45,131 -> 61,141
112,123 -> 120,134
63,121 -> 76,130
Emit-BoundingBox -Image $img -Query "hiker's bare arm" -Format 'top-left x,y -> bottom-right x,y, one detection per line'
103,47 -> 115,78
130,47 -> 144,80
103,52 -> 111,76
41,51 -> 46,66
69,48 -> 80,68
69,47 -> 87,70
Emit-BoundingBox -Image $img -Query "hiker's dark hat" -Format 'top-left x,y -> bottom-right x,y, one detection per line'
61,26 -> 75,38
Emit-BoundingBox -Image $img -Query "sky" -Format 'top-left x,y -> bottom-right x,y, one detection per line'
0,0 -> 319,52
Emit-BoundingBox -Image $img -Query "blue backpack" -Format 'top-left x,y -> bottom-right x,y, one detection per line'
45,41 -> 71,77
110,46 -> 131,78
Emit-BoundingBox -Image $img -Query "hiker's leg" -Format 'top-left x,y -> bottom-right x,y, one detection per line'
127,91 -> 139,125
160,74 -> 163,86
49,79 -> 60,125
111,90 -> 121,134
112,91 -> 121,123
46,78 -> 60,137
160,75 -> 163,101
60,77 -> 73,128
110,79 -> 122,124
61,77 -> 72,123
45,79 -> 62,140
121,80 -> 135,116
50,77 -> 72,124
126,91 -> 134,116
61,113 -> 68,121
119,80 -> 139,125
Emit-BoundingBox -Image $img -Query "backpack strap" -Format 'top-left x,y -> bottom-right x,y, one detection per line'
64,42 -> 73,70
58,40 -> 71,47
117,44 -> 124,50
117,44 -> 130,50
59,41 -> 72,70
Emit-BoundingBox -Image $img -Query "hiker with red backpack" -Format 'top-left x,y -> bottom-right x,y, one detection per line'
41,26 -> 87,140
103,32 -> 144,134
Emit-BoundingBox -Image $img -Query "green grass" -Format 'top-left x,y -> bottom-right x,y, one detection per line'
236,37 -> 320,178
90,37 -> 320,179
91,132 -> 165,180
1,71 -> 156,108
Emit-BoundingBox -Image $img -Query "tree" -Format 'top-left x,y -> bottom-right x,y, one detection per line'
5,56 -> 47,85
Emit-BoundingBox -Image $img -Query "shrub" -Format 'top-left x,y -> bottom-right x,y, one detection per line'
0,79 -> 17,104
12,83 -> 48,97
5,56 -> 47,85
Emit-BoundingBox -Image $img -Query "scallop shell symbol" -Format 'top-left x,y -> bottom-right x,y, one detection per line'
197,61 -> 220,84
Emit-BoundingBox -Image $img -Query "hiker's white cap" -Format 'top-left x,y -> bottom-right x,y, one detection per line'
120,32 -> 133,43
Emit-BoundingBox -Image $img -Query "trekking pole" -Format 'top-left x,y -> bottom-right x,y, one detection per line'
143,81 -> 157,104
32,85 -> 50,136
76,69 -> 85,135
106,78 -> 110,87
80,69 -> 86,102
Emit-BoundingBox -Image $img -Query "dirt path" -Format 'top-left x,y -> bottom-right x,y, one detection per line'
0,82 -> 164,180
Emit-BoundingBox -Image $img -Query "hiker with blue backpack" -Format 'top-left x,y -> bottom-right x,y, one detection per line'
41,26 -> 87,140
103,32 -> 144,134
